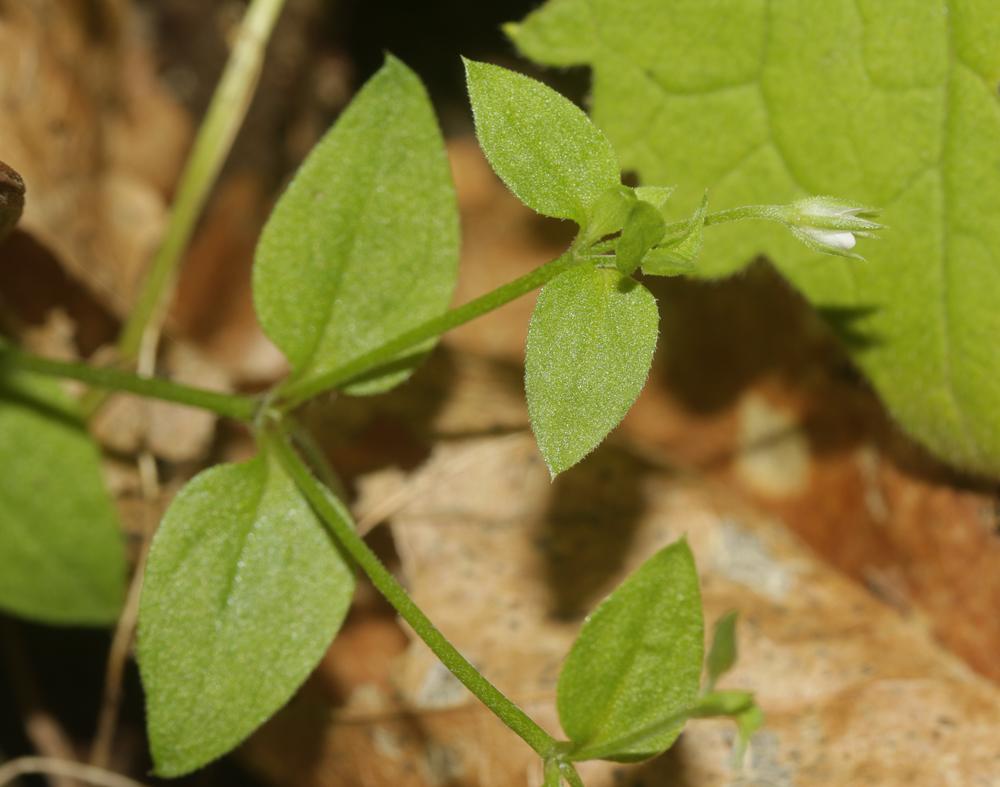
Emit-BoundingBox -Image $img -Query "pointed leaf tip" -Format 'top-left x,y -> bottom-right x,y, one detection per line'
464,59 -> 619,224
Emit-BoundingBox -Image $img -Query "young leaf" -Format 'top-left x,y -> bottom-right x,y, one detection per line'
137,450 -> 354,776
514,0 -> 1000,478
734,703 -> 764,765
642,192 -> 708,276
616,200 -> 666,275
558,539 -> 704,761
0,369 -> 124,625
253,55 -> 459,396
586,185 -> 636,242
464,58 -> 619,224
525,265 -> 658,476
632,185 -> 675,213
705,610 -> 739,692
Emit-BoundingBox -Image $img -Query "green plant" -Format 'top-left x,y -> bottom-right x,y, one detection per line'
0,40 -> 887,783
509,0 -> 1000,479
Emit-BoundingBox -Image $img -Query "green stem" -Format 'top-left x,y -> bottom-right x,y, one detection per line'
659,204 -> 785,239
0,345 -> 257,422
117,0 -> 288,360
277,250 -> 582,411
269,429 -> 559,758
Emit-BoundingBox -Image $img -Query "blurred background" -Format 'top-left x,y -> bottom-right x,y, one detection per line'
1,1 -> 999,785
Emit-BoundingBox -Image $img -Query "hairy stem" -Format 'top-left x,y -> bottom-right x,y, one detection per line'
657,204 -> 785,239
277,250 -> 582,411
269,429 -> 559,757
117,0 -> 288,361
0,345 -> 257,422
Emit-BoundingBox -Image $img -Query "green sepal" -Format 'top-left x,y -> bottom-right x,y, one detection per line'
616,199 -> 666,275
642,192 -> 708,276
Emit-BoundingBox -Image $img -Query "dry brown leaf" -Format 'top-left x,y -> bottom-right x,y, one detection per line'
0,0 -> 189,315
419,140 -> 1000,684
90,340 -> 229,463
243,355 -> 1000,787
168,172 -> 288,384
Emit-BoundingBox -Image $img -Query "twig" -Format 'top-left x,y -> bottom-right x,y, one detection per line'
0,757 -> 146,787
89,351 -> 162,767
116,0 -> 288,361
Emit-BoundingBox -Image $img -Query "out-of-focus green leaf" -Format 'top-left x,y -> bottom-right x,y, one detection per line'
0,369 -> 124,625
705,610 -> 739,691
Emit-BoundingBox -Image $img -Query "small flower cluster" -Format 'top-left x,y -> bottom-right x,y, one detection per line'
780,196 -> 883,259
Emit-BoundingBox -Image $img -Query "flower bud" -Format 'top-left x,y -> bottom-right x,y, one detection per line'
781,196 -> 882,258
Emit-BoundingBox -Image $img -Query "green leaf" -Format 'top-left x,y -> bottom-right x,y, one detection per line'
525,265 -> 658,476
642,192 -> 708,276
253,55 -> 459,396
705,610 -> 739,692
558,539 -> 704,761
632,185 -> 675,213
513,0 -> 1000,477
463,58 -> 619,224
616,200 -> 665,275
137,450 -> 354,776
0,369 -> 124,625
586,185 -> 636,242
734,703 -> 765,765
690,690 -> 755,718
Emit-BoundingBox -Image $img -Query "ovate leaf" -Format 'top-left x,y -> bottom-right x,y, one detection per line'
558,539 -> 704,761
0,369 -> 124,625
254,55 -> 459,396
513,0 -> 1000,478
137,450 -> 354,776
525,265 -> 658,476
464,58 -> 619,224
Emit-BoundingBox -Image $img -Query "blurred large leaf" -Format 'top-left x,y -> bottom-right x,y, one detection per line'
0,369 -> 124,625
137,450 -> 354,776
464,58 -> 619,224
525,265 -> 658,476
253,55 -> 458,396
511,0 -> 1000,477
558,539 -> 704,761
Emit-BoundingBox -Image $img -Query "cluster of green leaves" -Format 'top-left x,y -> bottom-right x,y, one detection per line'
136,55 -> 754,779
1,51 -> 761,785
510,0 -> 1000,479
465,59 -> 713,475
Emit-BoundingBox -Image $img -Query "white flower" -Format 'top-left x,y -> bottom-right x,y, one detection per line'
798,227 -> 857,251
782,196 -> 882,259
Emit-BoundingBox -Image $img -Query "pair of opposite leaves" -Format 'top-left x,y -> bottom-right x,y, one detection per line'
138,56 -> 708,776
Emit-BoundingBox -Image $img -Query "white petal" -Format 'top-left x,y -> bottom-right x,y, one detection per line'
803,227 -> 856,250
